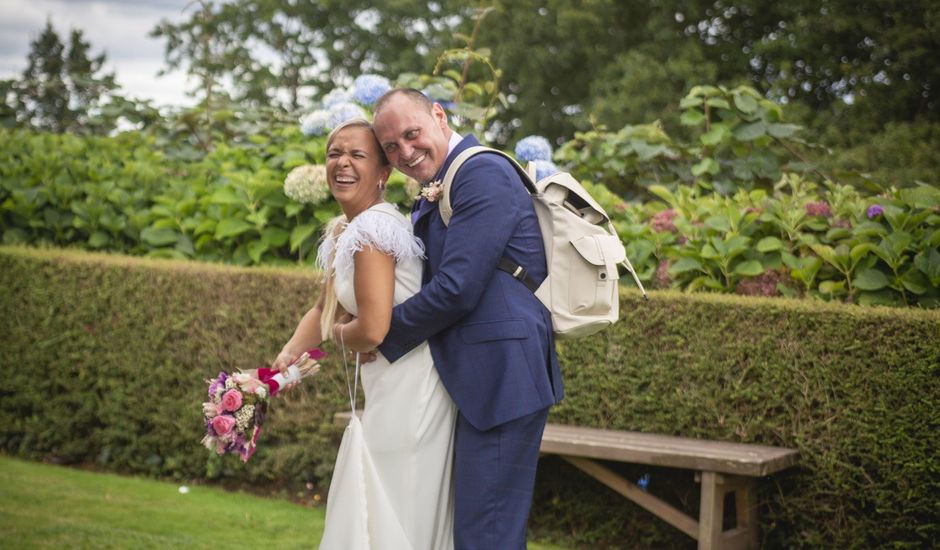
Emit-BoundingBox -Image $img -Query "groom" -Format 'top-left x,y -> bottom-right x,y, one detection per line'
373,88 -> 564,549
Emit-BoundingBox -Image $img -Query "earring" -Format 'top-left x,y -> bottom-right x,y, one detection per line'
378,180 -> 386,190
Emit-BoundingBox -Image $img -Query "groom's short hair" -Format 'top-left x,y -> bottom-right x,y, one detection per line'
374,88 -> 433,117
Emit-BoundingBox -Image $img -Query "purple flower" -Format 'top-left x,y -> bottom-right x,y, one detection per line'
866,204 -> 884,219
805,201 -> 831,217
207,372 -> 228,397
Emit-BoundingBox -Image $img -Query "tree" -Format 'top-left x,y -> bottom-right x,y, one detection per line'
9,20 -> 119,133
150,0 -> 464,112
675,1 -> 940,125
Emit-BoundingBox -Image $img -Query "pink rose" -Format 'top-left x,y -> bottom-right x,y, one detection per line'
221,389 -> 243,412
211,414 -> 236,436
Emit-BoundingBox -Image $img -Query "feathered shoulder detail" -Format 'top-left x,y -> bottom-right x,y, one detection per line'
316,203 -> 424,276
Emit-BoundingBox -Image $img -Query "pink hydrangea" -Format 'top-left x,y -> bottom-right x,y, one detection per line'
650,209 -> 679,233
655,260 -> 672,288
805,201 -> 831,217
736,270 -> 788,297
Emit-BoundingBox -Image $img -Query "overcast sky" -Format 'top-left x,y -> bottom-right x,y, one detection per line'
0,0 -> 195,107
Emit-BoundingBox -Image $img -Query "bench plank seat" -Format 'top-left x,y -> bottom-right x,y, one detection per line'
541,424 -> 799,477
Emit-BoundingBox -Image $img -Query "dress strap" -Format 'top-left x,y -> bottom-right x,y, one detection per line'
339,328 -> 360,416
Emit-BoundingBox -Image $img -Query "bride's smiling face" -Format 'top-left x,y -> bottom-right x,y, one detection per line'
326,125 -> 391,218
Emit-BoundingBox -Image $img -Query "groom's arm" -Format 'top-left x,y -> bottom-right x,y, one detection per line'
379,157 -> 522,362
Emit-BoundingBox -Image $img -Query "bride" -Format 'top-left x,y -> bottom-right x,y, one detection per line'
272,119 -> 456,549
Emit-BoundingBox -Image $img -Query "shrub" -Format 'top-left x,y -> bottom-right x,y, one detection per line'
1,246 -> 937,548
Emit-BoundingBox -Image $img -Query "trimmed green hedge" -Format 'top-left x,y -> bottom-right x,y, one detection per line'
1,246 -> 937,548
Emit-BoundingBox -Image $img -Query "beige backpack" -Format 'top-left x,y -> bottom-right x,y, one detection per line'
438,146 -> 647,339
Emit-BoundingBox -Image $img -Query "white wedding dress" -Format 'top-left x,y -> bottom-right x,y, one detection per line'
318,202 -> 456,550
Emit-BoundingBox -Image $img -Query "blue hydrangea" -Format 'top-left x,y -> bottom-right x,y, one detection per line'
327,102 -> 366,128
351,74 -> 391,106
299,109 -> 330,136
515,135 -> 553,162
322,88 -> 353,108
529,160 -> 559,181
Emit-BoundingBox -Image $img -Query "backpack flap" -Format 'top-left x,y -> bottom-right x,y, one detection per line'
570,234 -> 626,283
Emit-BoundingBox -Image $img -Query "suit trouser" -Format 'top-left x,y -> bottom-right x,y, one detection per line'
452,406 -> 550,550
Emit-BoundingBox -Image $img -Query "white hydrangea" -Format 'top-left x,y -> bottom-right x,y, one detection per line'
322,88 -> 353,108
327,102 -> 367,128
300,110 -> 330,136
284,164 -> 330,204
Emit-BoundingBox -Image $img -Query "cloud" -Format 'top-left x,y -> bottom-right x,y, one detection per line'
0,0 -> 193,106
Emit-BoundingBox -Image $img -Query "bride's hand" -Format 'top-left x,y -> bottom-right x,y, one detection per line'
272,349 -> 300,372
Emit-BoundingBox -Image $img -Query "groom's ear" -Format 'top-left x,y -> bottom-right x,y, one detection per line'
431,102 -> 449,130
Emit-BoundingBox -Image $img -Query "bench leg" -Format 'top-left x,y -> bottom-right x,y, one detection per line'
735,478 -> 759,549
697,472 -> 759,550
698,471 -> 724,550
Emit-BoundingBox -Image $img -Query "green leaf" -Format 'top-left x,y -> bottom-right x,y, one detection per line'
850,243 -> 876,264
734,121 -> 766,141
756,236 -> 783,252
215,218 -> 254,239
734,260 -> 764,277
700,125 -> 728,147
704,215 -> 731,233
209,188 -> 244,206
261,227 -> 290,248
680,109 -> 705,126
853,268 -> 891,291
290,223 -> 318,252
679,96 -> 701,109
766,123 -> 801,138
647,185 -> 676,205
733,93 -> 758,114
669,257 -> 703,274
88,231 -> 110,248
810,244 -> 838,266
691,158 -> 720,176
247,240 -> 269,264
140,226 -> 179,247
818,280 -> 845,294
900,268 -> 928,295
705,98 -> 731,110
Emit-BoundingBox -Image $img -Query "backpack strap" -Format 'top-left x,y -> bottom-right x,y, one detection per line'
437,146 -> 540,292
438,146 -> 536,226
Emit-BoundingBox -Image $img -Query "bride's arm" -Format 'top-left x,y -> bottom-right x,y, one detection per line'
272,292 -> 326,370
332,246 -> 396,352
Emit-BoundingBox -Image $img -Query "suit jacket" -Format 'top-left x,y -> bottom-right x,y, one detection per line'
379,135 -> 564,431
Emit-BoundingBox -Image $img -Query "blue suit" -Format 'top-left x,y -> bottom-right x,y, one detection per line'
379,135 -> 563,548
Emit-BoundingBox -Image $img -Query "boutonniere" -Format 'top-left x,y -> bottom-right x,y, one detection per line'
419,180 -> 443,202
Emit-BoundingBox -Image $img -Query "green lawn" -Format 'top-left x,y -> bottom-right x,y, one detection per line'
0,456 -> 568,549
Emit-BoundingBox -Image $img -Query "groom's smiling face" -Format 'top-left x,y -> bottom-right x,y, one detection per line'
374,93 -> 451,184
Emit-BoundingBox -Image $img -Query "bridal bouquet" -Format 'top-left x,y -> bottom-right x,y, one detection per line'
201,349 -> 325,462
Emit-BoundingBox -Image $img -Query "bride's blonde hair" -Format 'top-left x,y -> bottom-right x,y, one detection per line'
317,118 -> 388,340
318,214 -> 347,341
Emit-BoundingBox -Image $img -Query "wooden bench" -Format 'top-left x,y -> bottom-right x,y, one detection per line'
333,412 -> 798,550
